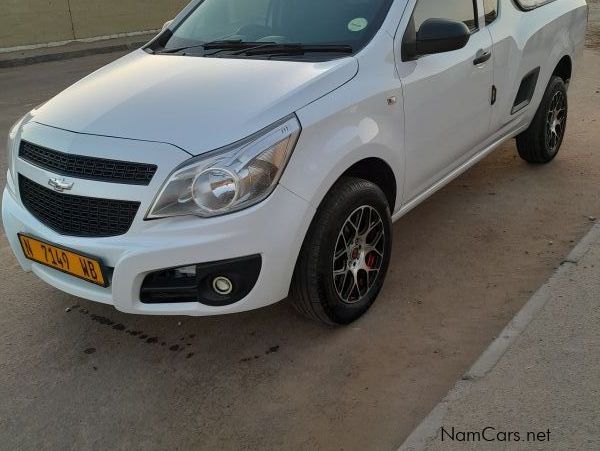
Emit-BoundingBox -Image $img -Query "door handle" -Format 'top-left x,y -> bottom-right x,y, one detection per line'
473,50 -> 492,65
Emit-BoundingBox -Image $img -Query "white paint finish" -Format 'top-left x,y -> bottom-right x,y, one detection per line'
31,49 -> 359,155
398,24 -> 494,201
486,0 -> 588,132
283,31 -> 405,212
2,0 -> 588,316
2,183 -> 315,315
15,122 -> 191,234
392,118 -> 529,222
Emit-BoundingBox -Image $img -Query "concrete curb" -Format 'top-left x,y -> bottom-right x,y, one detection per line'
0,38 -> 152,68
397,221 -> 600,451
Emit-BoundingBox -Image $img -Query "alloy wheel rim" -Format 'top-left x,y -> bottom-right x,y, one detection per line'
545,91 -> 566,154
332,205 -> 385,304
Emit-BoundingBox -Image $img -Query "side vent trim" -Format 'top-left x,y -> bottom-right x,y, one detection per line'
512,67 -> 541,114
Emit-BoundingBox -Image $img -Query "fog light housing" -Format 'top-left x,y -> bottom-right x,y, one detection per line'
140,255 -> 261,306
212,276 -> 233,295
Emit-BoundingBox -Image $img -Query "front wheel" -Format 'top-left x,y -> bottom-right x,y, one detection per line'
291,177 -> 392,325
516,76 -> 568,164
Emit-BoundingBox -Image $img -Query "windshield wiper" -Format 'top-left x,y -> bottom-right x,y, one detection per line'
157,40 -> 273,54
234,44 -> 354,57
156,41 -> 354,58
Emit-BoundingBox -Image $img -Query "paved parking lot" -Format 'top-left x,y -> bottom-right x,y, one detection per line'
1,16 -> 600,451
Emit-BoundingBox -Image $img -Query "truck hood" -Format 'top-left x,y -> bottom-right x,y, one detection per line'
31,50 -> 358,155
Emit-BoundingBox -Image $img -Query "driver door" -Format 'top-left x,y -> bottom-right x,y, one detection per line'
397,0 -> 493,202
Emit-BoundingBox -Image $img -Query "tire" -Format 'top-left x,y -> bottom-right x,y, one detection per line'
516,76 -> 568,164
291,177 -> 393,325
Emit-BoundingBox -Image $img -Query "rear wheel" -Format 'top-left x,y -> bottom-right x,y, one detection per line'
291,177 -> 392,325
516,76 -> 568,164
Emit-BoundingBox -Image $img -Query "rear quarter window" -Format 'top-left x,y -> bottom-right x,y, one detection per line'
484,0 -> 498,24
514,0 -> 556,11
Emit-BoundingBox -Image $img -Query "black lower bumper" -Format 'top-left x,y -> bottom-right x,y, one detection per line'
140,255 -> 262,306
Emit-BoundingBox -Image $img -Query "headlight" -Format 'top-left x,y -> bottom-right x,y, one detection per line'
7,115 -> 26,178
7,105 -> 45,179
147,115 -> 301,219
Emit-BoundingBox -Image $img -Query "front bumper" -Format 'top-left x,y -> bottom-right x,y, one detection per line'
2,180 -> 314,316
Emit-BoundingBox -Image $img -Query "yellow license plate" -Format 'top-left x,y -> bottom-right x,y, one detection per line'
18,233 -> 108,287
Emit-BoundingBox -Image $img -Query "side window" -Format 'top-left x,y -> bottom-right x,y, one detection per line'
514,0 -> 556,10
412,0 -> 479,33
484,0 -> 498,25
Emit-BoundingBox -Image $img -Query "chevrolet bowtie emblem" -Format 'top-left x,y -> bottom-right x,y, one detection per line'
48,177 -> 74,192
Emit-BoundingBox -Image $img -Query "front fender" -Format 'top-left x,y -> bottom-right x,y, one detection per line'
279,32 -> 405,215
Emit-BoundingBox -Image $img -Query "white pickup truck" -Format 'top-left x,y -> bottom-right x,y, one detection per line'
3,0 -> 588,325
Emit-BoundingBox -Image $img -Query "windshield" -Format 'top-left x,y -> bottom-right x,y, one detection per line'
156,0 -> 393,60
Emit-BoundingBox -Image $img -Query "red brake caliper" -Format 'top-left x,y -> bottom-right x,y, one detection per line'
366,253 -> 377,269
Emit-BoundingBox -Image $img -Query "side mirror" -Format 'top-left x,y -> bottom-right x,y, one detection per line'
161,20 -> 173,32
415,18 -> 470,57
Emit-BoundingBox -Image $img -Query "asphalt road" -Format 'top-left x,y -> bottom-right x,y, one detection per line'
1,21 -> 600,451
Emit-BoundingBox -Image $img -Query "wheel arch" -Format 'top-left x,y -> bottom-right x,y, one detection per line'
552,55 -> 572,84
340,158 -> 397,211
283,152 -> 401,301
280,136 -> 404,217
